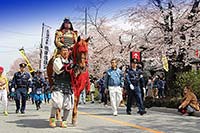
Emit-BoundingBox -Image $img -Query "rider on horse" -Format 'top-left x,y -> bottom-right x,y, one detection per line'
47,18 -> 78,87
54,17 -> 77,50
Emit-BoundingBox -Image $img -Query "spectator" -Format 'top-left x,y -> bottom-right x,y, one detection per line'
98,72 -> 108,106
157,76 -> 165,98
104,58 -> 124,116
90,79 -> 96,103
178,85 -> 200,115
152,75 -> 159,98
146,77 -> 153,97
79,89 -> 86,104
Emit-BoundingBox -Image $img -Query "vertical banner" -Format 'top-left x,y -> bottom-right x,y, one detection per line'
40,23 -> 51,71
195,49 -> 199,57
130,51 -> 141,62
162,55 -> 169,72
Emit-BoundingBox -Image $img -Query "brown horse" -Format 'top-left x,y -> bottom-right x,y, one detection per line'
70,36 -> 90,126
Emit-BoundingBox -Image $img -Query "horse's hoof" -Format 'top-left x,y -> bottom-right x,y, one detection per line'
72,120 -> 78,127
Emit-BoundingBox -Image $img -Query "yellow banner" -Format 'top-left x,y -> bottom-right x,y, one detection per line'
162,55 -> 169,72
19,48 -> 35,73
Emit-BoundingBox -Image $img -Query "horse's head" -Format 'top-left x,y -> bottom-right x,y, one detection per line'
73,36 -> 90,68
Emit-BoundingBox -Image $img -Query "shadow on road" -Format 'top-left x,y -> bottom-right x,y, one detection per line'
83,125 -> 134,133
6,118 -> 49,128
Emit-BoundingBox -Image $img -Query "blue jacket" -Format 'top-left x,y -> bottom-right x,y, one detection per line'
157,79 -> 165,90
32,75 -> 46,93
126,68 -> 144,87
98,78 -> 105,93
12,71 -> 32,89
104,68 -> 124,88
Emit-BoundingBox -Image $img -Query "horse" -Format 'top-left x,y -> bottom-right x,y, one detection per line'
70,36 -> 90,126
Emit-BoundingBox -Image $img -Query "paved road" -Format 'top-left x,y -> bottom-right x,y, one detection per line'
0,101 -> 199,133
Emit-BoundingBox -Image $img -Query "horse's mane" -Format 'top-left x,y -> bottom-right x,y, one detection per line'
71,36 -> 90,77
72,36 -> 89,66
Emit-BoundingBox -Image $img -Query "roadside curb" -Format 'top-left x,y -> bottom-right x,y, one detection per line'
149,107 -> 200,117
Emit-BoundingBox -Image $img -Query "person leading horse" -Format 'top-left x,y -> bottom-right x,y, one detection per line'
47,18 -> 77,123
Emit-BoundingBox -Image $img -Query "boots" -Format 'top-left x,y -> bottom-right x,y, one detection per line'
60,121 -> 67,128
49,118 -> 56,128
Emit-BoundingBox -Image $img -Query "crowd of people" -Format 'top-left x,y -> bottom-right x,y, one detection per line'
0,17 -> 199,129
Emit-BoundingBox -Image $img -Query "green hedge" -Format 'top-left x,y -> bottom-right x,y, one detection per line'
144,96 -> 182,108
175,70 -> 200,99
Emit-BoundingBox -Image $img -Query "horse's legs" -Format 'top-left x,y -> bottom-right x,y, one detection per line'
56,108 -> 62,121
72,95 -> 79,126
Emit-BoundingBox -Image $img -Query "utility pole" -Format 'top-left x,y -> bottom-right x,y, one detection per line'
85,7 -> 87,36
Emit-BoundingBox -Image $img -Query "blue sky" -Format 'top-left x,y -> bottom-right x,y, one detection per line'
0,0 -> 139,73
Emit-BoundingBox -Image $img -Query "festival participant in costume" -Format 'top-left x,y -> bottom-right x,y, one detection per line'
49,45 -> 74,128
32,70 -> 45,110
47,17 -> 78,120
47,17 -> 77,87
0,66 -> 9,116
11,63 -> 32,114
44,77 -> 51,104
54,17 -> 77,55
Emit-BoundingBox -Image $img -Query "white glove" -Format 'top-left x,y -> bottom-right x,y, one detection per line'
11,88 -> 15,92
130,84 -> 134,90
143,87 -> 146,95
28,88 -> 32,94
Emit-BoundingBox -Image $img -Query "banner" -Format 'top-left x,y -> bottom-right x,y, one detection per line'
130,51 -> 141,62
162,55 -> 169,72
19,48 -> 35,73
40,23 -> 51,71
195,49 -> 199,57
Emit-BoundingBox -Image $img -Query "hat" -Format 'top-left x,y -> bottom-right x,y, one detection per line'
0,66 -> 4,73
36,69 -> 42,73
19,63 -> 27,68
131,58 -> 139,64
63,17 -> 70,23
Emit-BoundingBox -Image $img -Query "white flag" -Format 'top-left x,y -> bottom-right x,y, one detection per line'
40,23 -> 51,71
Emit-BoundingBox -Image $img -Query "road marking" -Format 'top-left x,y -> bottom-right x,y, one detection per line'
79,111 -> 164,133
